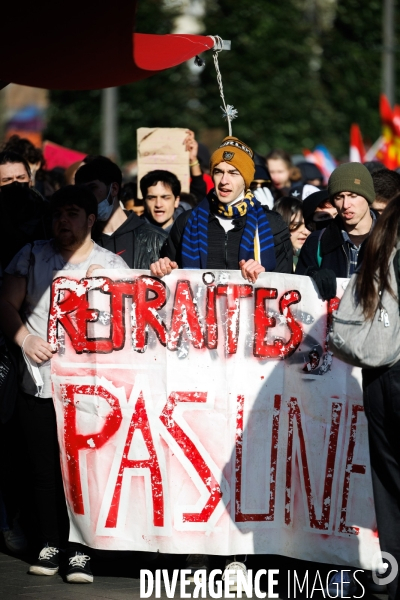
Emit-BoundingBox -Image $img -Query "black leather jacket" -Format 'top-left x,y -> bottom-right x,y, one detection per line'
94,211 -> 167,269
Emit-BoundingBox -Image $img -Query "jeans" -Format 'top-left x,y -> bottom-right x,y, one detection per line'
17,392 -> 69,548
363,361 -> 400,600
0,407 -> 26,527
0,491 -> 8,531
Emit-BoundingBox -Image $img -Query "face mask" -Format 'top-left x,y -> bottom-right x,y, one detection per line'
0,181 -> 32,217
97,185 -> 114,221
1,180 -> 30,199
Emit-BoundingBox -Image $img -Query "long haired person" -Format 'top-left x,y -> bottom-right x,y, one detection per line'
266,149 -> 301,200
274,196 -> 310,271
356,194 -> 400,600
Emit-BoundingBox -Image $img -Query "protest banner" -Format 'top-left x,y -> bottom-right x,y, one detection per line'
137,127 -> 190,198
50,269 -> 379,568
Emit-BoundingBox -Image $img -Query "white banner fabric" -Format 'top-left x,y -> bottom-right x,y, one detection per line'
50,269 -> 378,568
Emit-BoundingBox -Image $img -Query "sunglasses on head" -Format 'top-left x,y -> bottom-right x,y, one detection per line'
250,180 -> 272,190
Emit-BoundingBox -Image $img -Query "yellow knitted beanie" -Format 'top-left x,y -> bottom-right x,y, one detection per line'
210,136 -> 255,189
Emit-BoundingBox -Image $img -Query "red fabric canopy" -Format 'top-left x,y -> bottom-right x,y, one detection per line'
0,1 -> 214,90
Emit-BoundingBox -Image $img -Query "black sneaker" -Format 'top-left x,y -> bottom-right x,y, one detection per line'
29,544 -> 60,575
66,552 -> 93,583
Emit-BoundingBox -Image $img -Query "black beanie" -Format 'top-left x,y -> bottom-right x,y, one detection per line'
298,161 -> 323,182
302,189 -> 330,224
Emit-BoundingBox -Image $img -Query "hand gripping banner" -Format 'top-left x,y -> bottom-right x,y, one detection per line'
50,269 -> 379,568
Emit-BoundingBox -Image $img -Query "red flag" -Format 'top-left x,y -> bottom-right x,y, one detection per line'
376,94 -> 400,169
43,141 -> 86,170
349,124 -> 365,163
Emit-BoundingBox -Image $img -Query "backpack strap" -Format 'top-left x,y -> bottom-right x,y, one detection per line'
317,228 -> 326,268
394,249 -> 400,315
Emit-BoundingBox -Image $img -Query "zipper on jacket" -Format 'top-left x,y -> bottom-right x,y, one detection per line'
378,306 -> 390,327
225,232 -> 228,268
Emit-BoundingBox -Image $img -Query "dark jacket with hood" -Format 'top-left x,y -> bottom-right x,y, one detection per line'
161,197 -> 293,273
296,215 -> 368,278
94,211 -> 167,269
142,202 -> 191,234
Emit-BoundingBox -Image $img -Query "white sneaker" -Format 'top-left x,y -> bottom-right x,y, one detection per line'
3,519 -> 28,553
222,561 -> 250,592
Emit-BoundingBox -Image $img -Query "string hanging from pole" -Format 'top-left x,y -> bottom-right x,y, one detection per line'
212,36 -> 238,136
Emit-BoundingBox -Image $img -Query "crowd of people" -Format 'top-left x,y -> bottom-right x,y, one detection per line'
0,131 -> 399,597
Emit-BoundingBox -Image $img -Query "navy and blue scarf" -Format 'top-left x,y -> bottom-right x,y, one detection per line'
181,190 -> 276,270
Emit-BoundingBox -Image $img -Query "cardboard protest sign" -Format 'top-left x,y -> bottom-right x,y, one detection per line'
50,269 -> 378,568
137,128 -> 190,197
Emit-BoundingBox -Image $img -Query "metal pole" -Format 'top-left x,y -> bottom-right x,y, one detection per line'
382,0 -> 396,107
101,87 -> 118,161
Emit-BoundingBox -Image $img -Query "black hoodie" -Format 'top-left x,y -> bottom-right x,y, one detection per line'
94,211 -> 167,269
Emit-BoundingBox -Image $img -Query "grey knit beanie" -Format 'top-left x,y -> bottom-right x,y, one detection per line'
328,162 -> 375,205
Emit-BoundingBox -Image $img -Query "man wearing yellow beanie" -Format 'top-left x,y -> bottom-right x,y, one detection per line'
150,136 -> 292,587
150,136 -> 292,279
